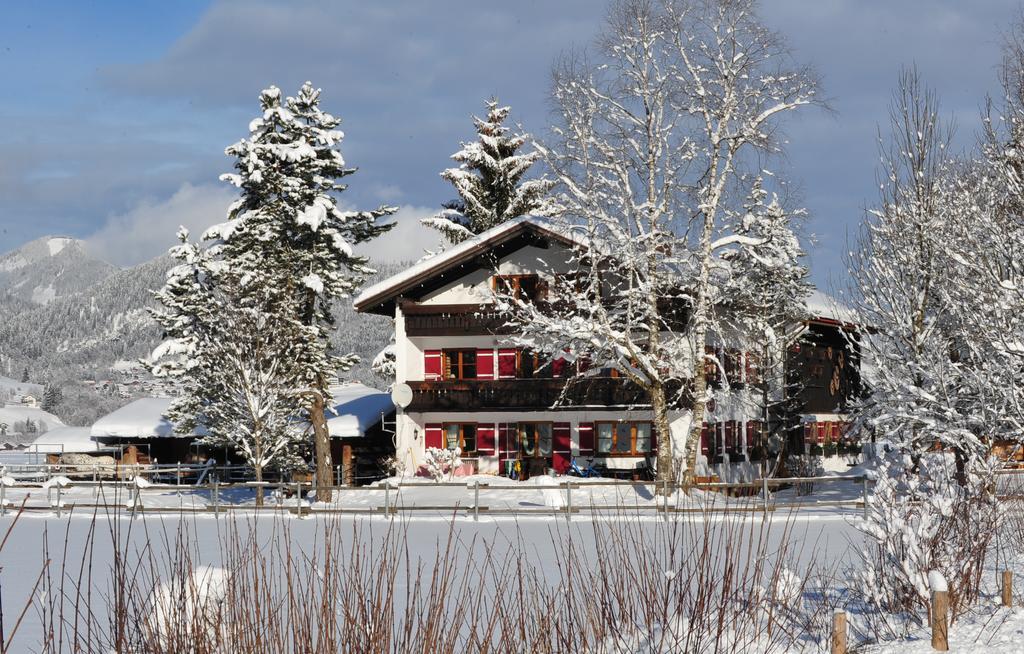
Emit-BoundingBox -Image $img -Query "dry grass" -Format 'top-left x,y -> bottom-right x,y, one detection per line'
1,499 -> 844,653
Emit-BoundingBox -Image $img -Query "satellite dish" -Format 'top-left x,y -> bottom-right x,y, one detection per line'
391,383 -> 413,409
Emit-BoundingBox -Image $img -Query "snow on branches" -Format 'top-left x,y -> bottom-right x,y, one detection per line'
422,99 -> 554,246
151,83 -> 395,493
496,0 -> 817,490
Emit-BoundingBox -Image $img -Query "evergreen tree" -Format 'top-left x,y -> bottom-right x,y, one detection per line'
421,99 -> 554,245
20,366 -> 29,383
41,383 -> 62,412
152,230 -> 311,504
159,82 -> 395,499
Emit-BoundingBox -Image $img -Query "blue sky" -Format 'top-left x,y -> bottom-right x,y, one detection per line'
0,1 -> 1019,290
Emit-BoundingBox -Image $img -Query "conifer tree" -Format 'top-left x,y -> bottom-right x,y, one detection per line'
151,231 -> 310,505
421,99 -> 553,245
155,83 -> 395,500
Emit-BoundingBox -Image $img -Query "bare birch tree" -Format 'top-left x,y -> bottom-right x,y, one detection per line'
499,0 -> 818,491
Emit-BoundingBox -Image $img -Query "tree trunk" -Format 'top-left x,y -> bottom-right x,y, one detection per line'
311,388 -> 333,503
254,462 -> 264,507
652,382 -> 674,496
683,368 -> 707,490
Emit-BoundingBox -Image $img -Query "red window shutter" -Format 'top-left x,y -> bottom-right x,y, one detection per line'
577,357 -> 592,373
553,423 -> 572,453
830,422 -> 840,442
817,422 -> 826,444
745,352 -> 760,384
424,350 -> 442,381
724,421 -> 735,452
746,421 -> 757,450
552,355 -> 566,377
577,423 -> 595,455
700,423 -> 709,455
476,424 -> 496,455
424,423 -> 443,449
477,349 -> 495,380
497,349 -> 517,379
553,422 -> 572,474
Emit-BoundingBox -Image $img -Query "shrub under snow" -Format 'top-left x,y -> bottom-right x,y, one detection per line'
853,451 -> 1000,636
422,447 -> 462,482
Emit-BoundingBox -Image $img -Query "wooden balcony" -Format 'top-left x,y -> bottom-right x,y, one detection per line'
406,378 -> 690,412
402,303 -> 512,336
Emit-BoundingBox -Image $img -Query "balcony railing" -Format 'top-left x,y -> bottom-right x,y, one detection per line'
406,378 -> 690,412
403,304 -> 512,336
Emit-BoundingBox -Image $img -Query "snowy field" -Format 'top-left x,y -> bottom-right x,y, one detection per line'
0,485 -> 1019,652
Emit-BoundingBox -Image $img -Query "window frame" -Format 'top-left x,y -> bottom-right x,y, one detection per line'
517,421 -> 554,459
594,420 -> 654,456
492,274 -> 543,302
442,349 -> 477,380
441,422 -> 478,454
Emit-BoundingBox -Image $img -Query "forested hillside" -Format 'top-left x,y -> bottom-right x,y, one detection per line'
0,237 -> 403,425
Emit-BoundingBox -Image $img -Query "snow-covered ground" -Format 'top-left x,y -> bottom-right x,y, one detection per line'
2,452 -> 1023,652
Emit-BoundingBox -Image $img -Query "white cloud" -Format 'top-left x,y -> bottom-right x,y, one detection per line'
356,205 -> 440,264
85,183 -> 236,266
85,187 -> 438,268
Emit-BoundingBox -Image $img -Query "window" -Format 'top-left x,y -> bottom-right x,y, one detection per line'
517,350 -> 550,378
492,274 -> 542,302
705,346 -> 721,386
596,421 -> 653,455
443,423 -> 477,454
519,422 -> 553,458
442,349 -> 477,380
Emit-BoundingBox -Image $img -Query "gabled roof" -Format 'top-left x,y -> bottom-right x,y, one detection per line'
354,216 -> 582,316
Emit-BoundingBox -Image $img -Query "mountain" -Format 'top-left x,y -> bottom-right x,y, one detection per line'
0,237 -> 402,427
0,236 -> 116,305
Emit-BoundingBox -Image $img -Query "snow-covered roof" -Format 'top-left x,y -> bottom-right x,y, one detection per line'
0,404 -> 65,431
805,290 -> 857,325
354,216 -> 581,314
90,398 -> 195,439
28,427 -> 109,453
325,383 -> 394,438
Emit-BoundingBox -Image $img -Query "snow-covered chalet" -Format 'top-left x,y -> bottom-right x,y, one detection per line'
354,217 -> 861,481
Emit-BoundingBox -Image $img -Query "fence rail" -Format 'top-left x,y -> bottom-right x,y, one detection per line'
3,468 -> 1023,519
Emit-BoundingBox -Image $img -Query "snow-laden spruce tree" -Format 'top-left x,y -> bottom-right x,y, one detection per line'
156,83 -> 394,500
497,0 -> 817,491
151,230 -> 310,505
421,99 -> 554,246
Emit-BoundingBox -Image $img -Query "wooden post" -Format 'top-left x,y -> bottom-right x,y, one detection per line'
932,589 -> 949,651
862,476 -> 869,519
762,476 -> 769,517
384,482 -> 391,516
474,480 -> 480,522
342,444 -> 354,486
566,481 -> 572,523
1003,570 -> 1013,608
831,610 -> 847,654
